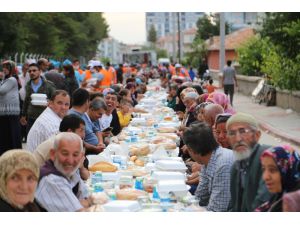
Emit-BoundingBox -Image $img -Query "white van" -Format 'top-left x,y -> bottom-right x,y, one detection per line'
158,58 -> 170,65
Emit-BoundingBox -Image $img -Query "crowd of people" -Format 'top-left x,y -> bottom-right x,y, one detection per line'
0,57 -> 299,212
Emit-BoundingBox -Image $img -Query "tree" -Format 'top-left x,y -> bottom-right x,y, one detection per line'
148,24 -> 157,44
0,12 -> 108,59
237,36 -> 271,76
195,14 -> 230,40
260,12 -> 300,59
184,37 -> 207,68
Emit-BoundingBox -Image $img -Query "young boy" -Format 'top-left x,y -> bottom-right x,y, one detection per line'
204,79 -> 219,94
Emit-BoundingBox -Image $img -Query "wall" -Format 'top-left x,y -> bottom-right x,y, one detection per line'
207,50 -> 236,70
276,89 -> 300,113
210,69 -> 300,113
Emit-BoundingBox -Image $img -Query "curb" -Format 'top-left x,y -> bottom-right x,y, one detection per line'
258,121 -> 300,148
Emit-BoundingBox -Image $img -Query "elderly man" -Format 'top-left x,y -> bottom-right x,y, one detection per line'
202,103 -> 224,127
35,132 -> 91,212
33,114 -> 89,181
226,112 -> 271,211
183,122 -> 234,211
26,90 -> 70,152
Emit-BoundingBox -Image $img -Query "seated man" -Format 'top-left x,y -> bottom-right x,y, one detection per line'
183,122 -> 234,212
26,90 -> 70,152
33,114 -> 89,180
83,97 -> 107,149
35,132 -> 91,212
226,112 -> 271,211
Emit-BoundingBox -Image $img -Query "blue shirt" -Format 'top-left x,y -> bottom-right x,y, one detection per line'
31,78 -> 43,93
82,113 -> 100,146
195,146 -> 234,211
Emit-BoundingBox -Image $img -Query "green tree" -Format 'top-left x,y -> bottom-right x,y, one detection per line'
260,12 -> 300,59
237,36 -> 271,76
184,38 -> 207,68
195,14 -> 230,40
148,24 -> 157,44
0,12 -> 108,59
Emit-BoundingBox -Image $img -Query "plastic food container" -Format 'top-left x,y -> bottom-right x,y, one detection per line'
118,175 -> 134,189
152,171 -> 185,181
155,160 -> 187,173
156,180 -> 190,197
102,200 -> 141,212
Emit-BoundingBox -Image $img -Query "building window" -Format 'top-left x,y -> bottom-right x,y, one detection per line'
147,12 -> 155,17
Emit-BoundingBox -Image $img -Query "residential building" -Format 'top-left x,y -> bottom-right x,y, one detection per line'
97,37 -> 123,64
214,12 -> 265,31
206,27 -> 255,70
156,28 -> 197,59
146,12 -> 205,40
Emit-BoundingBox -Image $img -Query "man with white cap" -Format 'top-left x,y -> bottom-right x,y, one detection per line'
173,63 -> 190,81
81,60 -> 104,92
226,112 -> 271,211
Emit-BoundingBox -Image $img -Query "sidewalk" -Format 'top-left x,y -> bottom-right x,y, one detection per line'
232,92 -> 300,148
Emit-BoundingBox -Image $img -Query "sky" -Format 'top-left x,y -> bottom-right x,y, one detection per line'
103,13 -> 146,45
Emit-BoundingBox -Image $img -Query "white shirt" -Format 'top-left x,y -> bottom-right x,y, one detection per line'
99,113 -> 112,131
27,107 -> 61,152
33,135 -> 55,167
35,171 -> 89,212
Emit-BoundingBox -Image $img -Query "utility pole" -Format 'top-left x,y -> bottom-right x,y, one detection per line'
219,12 -> 225,72
177,12 -> 181,63
172,12 -> 177,63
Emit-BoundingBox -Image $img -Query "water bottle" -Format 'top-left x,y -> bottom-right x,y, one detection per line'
135,177 -> 144,190
91,171 -> 102,186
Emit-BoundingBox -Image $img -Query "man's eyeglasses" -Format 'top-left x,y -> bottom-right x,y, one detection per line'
227,128 -> 254,137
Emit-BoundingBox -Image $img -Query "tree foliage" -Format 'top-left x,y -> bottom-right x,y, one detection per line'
237,13 -> 300,90
184,38 -> 207,68
148,24 -> 157,44
0,12 -> 108,59
260,12 -> 300,59
237,36 -> 271,76
195,14 -> 230,40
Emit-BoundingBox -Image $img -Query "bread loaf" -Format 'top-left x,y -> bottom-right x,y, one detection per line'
116,189 -> 147,200
157,127 -> 176,133
89,161 -> 118,172
130,144 -> 150,156
134,159 -> 145,167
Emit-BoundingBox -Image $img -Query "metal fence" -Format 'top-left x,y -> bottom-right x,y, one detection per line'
0,52 -> 87,65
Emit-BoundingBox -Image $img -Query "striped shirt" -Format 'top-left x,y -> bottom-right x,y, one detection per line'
27,107 -> 61,152
35,171 -> 89,212
195,146 -> 234,211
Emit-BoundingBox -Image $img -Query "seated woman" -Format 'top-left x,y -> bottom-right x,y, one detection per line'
214,113 -> 232,149
0,149 -> 46,212
255,145 -> 300,212
117,99 -> 133,129
206,92 -> 236,114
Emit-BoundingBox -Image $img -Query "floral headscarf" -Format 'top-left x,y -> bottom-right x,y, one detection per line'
0,149 -> 39,209
206,92 -> 236,114
261,145 -> 300,192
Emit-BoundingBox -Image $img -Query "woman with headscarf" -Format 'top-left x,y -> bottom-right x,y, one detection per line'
206,92 -> 236,114
255,145 -> 300,212
0,149 -> 46,211
0,61 -> 22,155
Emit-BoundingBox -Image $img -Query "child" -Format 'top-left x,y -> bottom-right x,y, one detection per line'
204,79 -> 219,94
117,99 -> 133,128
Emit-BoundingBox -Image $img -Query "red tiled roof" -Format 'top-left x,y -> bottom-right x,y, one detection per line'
206,27 -> 255,51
